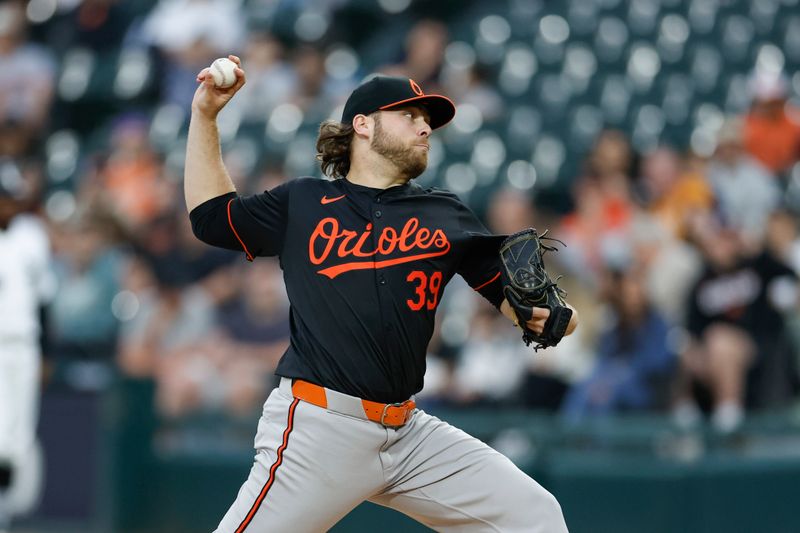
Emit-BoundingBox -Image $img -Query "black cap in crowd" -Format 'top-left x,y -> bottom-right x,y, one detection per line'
341,76 -> 456,130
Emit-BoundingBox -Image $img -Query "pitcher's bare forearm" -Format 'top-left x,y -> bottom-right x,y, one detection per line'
184,112 -> 236,212
183,54 -> 246,213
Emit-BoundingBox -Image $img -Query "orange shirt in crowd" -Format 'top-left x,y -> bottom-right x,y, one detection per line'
560,194 -> 633,273
649,171 -> 714,238
104,156 -> 162,226
743,105 -> 800,175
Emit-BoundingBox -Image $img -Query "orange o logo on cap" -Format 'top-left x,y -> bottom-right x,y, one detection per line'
409,79 -> 424,96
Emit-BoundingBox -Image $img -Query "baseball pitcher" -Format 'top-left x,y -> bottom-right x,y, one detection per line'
185,56 -> 578,532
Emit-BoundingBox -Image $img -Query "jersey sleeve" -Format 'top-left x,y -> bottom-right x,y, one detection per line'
190,181 -> 292,259
453,202 -> 506,308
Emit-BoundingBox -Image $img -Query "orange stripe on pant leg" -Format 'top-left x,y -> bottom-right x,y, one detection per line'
235,398 -> 299,533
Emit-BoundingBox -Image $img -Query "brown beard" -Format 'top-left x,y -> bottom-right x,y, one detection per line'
370,116 -> 428,181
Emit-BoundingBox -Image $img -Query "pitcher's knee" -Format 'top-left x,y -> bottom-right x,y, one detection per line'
511,483 -> 567,532
539,491 -> 568,532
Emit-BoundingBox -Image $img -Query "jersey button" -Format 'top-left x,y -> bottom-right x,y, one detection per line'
379,275 -> 387,285
375,210 -> 382,218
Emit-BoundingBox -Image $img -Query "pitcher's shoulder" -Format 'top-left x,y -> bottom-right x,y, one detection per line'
290,176 -> 342,190
414,185 -> 469,209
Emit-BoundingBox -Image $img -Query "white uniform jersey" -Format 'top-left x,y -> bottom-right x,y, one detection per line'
0,214 -> 53,521
0,214 -> 54,343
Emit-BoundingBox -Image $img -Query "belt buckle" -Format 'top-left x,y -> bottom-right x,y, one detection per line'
380,401 -> 410,427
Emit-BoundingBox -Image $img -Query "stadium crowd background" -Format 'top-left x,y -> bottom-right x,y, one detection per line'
3,0 -> 800,530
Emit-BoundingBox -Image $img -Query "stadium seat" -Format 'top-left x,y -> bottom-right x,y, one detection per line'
504,105 -> 541,160
599,74 -> 632,126
660,73 -> 694,127
562,43 -> 598,98
626,0 -> 660,38
568,104 -> 604,154
689,44 -> 722,95
594,17 -> 629,65
149,104 -> 187,150
498,42 -> 537,97
470,130 -> 507,187
721,14 -> 756,66
113,48 -> 156,101
57,47 -> 96,102
656,14 -> 690,65
44,130 -> 82,186
749,0 -> 779,36
782,16 -> 800,63
687,0 -> 719,35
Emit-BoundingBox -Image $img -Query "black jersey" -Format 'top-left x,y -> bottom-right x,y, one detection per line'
190,177 -> 505,403
686,251 -> 798,343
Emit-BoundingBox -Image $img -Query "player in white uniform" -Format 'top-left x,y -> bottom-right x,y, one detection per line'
0,171 -> 54,532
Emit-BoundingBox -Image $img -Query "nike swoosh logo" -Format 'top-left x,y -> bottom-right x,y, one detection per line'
321,194 -> 346,205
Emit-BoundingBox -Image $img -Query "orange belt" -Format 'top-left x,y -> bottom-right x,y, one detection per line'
290,379 -> 416,428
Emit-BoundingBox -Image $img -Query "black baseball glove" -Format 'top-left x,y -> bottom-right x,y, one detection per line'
499,228 -> 572,351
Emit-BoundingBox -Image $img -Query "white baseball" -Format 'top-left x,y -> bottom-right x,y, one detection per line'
209,57 -> 237,88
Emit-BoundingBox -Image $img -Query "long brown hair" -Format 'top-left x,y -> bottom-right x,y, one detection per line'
316,120 -> 354,179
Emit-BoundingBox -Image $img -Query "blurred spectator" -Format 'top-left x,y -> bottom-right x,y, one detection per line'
770,209 -> 800,393
118,208 -> 235,376
518,322 -> 594,412
742,70 -> 800,177
138,207 -> 236,296
380,19 -> 448,90
48,206 -> 127,359
86,114 -> 170,229
557,130 -> 639,284
484,186 -> 586,409
45,0 -> 136,51
765,207 -> 800,275
676,219 -> 799,432
248,164 -> 290,196
289,45 -> 340,122
116,255 -> 217,381
562,264 -> 675,421
125,257 -> 289,419
637,146 -> 714,239
558,175 -> 633,286
450,305 -> 529,406
207,259 -> 290,415
585,129 -> 636,203
628,214 -> 702,325
0,1 -> 56,156
117,206 -> 255,417
706,117 -> 780,248
230,31 -> 295,123
215,260 -> 289,359
485,186 -> 537,235
444,63 -> 504,122
141,0 -> 246,107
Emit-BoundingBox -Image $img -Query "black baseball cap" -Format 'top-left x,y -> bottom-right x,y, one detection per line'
341,76 -> 456,130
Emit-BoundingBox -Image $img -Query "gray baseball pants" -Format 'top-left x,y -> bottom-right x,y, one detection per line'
214,378 -> 568,532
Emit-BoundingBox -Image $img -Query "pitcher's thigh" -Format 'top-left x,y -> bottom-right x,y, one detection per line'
214,448 -> 364,533
372,424 -> 567,532
215,395 -> 384,533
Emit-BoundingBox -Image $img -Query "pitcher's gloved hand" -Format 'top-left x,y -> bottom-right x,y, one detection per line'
499,228 -> 572,351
